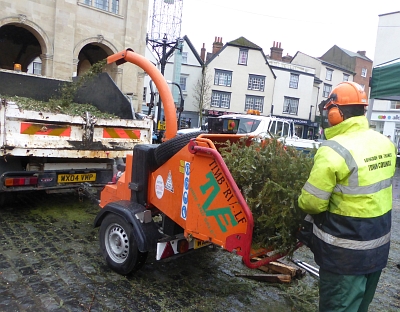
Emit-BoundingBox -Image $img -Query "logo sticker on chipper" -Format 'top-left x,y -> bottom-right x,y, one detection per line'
181,162 -> 190,220
155,175 -> 164,199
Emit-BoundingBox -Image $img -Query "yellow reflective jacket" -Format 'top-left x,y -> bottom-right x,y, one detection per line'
298,116 -> 396,274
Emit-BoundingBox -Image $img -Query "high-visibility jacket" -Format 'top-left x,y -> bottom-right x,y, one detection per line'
298,116 -> 396,275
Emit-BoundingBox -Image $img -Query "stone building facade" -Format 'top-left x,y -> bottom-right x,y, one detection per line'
0,0 -> 149,113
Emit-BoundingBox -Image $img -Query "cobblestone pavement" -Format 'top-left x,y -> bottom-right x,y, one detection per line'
0,186 -> 399,312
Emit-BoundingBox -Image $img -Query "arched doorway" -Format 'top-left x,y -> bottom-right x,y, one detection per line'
0,24 -> 41,73
77,43 -> 109,76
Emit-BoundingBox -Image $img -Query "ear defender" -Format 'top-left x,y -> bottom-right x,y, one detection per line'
327,105 -> 344,126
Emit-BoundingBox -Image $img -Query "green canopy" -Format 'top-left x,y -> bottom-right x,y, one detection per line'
370,58 -> 400,100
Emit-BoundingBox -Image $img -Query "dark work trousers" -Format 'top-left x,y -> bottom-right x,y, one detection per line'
319,268 -> 382,312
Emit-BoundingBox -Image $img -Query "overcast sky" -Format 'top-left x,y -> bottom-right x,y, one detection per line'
178,0 -> 399,62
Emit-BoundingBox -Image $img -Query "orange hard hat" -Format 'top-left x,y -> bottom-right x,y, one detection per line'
324,81 -> 368,109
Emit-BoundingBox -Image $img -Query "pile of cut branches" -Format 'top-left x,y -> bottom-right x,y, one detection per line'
220,138 -> 314,254
2,59 -> 116,119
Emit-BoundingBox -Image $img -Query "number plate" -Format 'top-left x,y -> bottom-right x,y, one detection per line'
194,239 -> 211,249
57,173 -> 96,183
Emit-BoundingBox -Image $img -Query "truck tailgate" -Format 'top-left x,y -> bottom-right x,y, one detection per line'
0,103 -> 152,158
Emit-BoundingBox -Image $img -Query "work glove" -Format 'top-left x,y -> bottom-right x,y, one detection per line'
296,214 -> 314,249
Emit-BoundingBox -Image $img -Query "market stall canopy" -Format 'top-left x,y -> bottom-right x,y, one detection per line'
370,58 -> 400,100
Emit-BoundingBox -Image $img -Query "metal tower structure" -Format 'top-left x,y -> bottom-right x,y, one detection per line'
147,0 -> 184,132
148,0 -> 183,44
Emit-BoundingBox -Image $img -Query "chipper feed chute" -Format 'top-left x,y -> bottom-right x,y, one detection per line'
147,134 -> 288,269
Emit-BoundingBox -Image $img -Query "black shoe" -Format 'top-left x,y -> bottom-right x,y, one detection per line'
397,264 -> 400,270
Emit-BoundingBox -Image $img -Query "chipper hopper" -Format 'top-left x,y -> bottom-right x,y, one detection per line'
94,50 -> 292,275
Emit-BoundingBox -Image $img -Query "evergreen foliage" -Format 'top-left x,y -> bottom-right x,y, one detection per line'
3,59 -> 116,118
220,138 -> 314,253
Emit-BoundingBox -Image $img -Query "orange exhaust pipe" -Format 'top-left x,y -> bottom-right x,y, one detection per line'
107,49 -> 177,140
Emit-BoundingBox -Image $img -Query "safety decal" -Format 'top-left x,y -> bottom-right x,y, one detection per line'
165,170 -> 174,193
181,161 -> 190,220
155,175 -> 164,199
20,123 -> 71,136
179,160 -> 185,173
103,128 -> 141,139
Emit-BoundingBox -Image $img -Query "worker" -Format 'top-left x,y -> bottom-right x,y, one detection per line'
297,81 -> 397,312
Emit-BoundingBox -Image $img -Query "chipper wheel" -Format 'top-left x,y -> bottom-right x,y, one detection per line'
99,214 -> 148,275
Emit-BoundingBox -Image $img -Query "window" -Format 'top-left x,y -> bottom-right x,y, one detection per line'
323,84 -> 332,98
181,52 -> 188,64
269,120 -> 290,137
211,91 -> 231,108
245,95 -> 264,112
179,76 -> 187,91
33,62 -> 41,75
248,75 -> 265,91
391,101 -> 400,109
214,70 -> 232,87
343,74 -> 349,81
235,117 -> 261,134
238,49 -> 248,65
84,0 -> 119,14
289,74 -> 299,88
359,84 -> 365,90
283,97 -> 299,115
111,0 -> 119,14
361,68 -> 367,77
143,87 -> 147,101
325,68 -> 333,81
94,0 -> 108,10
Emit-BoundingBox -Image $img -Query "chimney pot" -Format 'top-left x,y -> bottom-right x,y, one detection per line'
270,41 -> 283,61
212,36 -> 223,54
201,43 -> 206,62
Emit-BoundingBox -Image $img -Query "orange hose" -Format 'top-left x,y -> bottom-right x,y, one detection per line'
107,49 -> 177,140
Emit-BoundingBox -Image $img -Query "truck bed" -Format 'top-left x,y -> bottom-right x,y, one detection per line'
0,101 -> 153,158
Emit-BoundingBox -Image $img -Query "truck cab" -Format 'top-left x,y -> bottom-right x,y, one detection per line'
207,111 -> 321,151
207,112 -> 292,136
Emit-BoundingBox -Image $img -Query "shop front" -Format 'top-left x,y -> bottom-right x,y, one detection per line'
370,111 -> 400,148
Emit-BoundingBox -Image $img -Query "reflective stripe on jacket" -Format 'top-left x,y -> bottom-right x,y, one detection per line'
298,116 -> 396,275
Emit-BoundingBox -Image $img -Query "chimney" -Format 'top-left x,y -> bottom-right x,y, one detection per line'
282,53 -> 293,63
270,41 -> 283,61
357,50 -> 366,56
212,36 -> 223,54
200,43 -> 206,62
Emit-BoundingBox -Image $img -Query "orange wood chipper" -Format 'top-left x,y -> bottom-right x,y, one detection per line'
94,49 -> 291,275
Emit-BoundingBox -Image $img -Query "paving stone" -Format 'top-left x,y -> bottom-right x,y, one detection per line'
1,268 -> 19,282
0,191 -> 398,312
9,283 -> 28,298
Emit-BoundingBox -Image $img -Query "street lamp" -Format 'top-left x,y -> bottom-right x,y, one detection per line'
146,34 -> 182,128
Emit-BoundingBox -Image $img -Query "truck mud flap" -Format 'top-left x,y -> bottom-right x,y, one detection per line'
94,200 -> 161,253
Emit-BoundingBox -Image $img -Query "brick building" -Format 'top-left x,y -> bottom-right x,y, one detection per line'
320,45 -> 373,97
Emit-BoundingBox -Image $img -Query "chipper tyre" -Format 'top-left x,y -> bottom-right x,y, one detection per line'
99,214 -> 148,275
154,131 -> 204,167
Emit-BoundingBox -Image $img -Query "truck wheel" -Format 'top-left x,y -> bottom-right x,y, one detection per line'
99,214 -> 148,275
154,131 -> 204,167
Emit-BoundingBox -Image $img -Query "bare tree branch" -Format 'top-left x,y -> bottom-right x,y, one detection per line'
192,66 -> 212,126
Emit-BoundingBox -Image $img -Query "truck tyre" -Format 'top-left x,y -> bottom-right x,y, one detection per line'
154,131 -> 204,167
99,214 -> 148,275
